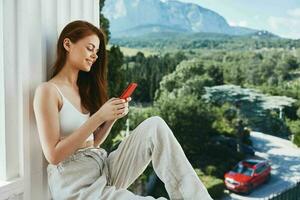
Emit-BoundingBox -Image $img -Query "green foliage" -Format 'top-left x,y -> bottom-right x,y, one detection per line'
155,93 -> 216,156
121,51 -> 187,102
155,59 -> 218,100
108,45 -> 125,97
195,169 -> 225,199
100,45 -> 127,151
100,0 -> 110,42
286,119 -> 300,147
111,32 -> 300,51
128,106 -> 160,130
205,63 -> 224,85
152,57 -> 246,173
203,84 -> 296,136
103,9 -> 300,194
99,0 -> 105,11
100,116 -> 128,152
147,178 -> 169,199
198,143 -> 244,177
211,103 -> 236,135
103,105 -> 160,151
297,108 -> 300,119
204,165 -> 217,176
100,15 -> 110,42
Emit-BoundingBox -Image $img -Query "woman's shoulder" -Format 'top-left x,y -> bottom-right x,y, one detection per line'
35,81 -> 57,94
34,81 -> 61,105
33,81 -> 62,116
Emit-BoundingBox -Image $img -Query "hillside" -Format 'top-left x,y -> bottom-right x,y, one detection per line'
110,32 -> 300,51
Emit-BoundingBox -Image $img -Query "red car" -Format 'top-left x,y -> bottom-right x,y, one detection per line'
224,158 -> 271,194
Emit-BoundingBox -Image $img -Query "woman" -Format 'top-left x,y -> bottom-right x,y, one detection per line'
33,20 -> 213,200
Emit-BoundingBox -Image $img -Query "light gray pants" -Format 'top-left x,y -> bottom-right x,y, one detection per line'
47,116 -> 213,200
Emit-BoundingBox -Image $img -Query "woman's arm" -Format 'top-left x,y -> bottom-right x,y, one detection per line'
93,119 -> 117,148
93,97 -> 131,148
33,83 -> 106,165
33,83 -> 126,165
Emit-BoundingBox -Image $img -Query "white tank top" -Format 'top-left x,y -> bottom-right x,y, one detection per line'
49,83 -> 94,142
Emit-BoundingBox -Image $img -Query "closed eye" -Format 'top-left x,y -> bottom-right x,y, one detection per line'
87,46 -> 99,53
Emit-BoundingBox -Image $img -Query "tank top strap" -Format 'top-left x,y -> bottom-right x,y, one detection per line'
49,82 -> 65,100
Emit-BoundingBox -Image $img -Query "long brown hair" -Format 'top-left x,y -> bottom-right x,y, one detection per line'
50,20 -> 108,115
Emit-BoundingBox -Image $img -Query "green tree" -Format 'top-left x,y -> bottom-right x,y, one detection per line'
99,0 -> 127,151
155,93 -> 216,157
122,51 -> 187,103
107,45 -> 125,97
285,55 -> 299,70
206,64 -> 224,85
287,119 -> 300,147
100,0 -> 110,42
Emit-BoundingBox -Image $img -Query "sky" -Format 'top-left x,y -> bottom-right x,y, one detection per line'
179,0 -> 300,39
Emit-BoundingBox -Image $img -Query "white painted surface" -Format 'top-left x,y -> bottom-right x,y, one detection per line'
0,0 -> 100,199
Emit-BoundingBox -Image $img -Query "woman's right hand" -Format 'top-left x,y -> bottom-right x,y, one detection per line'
97,97 -> 127,121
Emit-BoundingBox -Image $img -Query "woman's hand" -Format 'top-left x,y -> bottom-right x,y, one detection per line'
93,97 -> 132,147
123,97 -> 132,116
97,97 -> 132,122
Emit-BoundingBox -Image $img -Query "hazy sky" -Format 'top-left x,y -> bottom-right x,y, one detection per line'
179,0 -> 300,39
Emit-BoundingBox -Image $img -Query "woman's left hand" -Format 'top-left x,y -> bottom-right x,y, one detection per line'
122,97 -> 132,116
109,97 -> 132,122
98,97 -> 132,126
94,97 -> 132,139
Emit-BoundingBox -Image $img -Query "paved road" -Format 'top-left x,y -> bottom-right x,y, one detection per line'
222,131 -> 300,200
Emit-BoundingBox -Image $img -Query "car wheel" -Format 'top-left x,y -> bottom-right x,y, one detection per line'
244,184 -> 253,195
265,174 -> 271,183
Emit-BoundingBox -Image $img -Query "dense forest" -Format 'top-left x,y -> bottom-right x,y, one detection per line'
111,32 -> 300,51
100,1 -> 300,198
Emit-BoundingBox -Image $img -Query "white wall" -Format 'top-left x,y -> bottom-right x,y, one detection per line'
0,0 -> 99,199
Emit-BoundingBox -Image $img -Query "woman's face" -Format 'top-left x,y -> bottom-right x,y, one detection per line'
65,34 -> 100,72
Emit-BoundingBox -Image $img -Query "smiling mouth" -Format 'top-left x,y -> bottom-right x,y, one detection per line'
86,59 -> 93,66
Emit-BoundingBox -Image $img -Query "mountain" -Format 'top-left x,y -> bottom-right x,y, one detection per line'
102,0 -> 259,38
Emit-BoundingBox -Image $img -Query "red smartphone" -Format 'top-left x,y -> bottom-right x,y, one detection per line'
119,83 -> 138,99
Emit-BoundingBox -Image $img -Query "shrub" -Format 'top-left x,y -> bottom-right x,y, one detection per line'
205,165 -> 217,176
195,169 -> 225,199
286,119 -> 300,147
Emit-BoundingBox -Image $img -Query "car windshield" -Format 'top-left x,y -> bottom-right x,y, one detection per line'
232,164 -> 254,176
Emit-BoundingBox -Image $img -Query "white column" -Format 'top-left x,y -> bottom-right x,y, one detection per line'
0,0 -> 6,182
3,0 -> 21,181
0,0 -> 100,199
